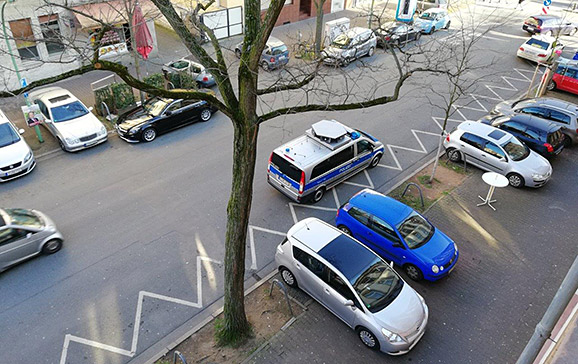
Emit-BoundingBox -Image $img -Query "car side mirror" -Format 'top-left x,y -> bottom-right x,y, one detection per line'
344,300 -> 356,310
44,119 -> 52,124
389,261 -> 394,268
392,241 -> 405,249
88,106 -> 94,112
26,232 -> 33,238
165,110 -> 172,116
19,128 -> 25,134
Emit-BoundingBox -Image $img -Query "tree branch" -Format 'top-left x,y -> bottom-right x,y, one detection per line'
256,66 -> 320,95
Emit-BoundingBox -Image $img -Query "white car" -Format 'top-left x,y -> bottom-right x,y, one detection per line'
29,87 -> 107,152
0,109 -> 35,182
517,35 -> 564,64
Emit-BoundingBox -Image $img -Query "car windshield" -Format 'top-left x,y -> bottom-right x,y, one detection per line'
420,12 -> 436,20
526,38 -> 549,50
351,259 -> 403,313
331,34 -> 352,49
0,122 -> 21,147
271,45 -> 288,55
50,101 -> 89,122
396,211 -> 435,249
143,98 -> 172,117
4,208 -> 43,228
502,137 -> 530,161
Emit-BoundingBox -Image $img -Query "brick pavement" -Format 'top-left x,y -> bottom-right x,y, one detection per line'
246,149 -> 578,364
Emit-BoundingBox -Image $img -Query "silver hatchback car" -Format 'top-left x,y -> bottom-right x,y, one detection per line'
0,208 -> 63,272
276,217 -> 428,355
443,122 -> 552,188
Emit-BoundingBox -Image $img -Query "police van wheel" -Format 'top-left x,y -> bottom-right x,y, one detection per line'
312,188 -> 325,203
369,154 -> 382,168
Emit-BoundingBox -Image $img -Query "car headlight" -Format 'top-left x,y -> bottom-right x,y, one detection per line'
532,173 -> 547,180
128,127 -> 140,135
381,327 -> 405,343
23,151 -> 33,163
65,137 -> 79,144
98,125 -> 107,136
454,242 -> 458,252
432,265 -> 440,274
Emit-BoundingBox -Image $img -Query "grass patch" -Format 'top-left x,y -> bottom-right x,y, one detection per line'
442,160 -> 469,175
389,184 -> 434,213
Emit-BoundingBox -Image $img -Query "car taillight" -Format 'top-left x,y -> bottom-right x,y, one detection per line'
445,134 -> 451,142
298,171 -> 305,194
203,76 -> 208,82
385,36 -> 391,41
519,47 -> 525,51
336,209 -> 340,217
536,25 -> 541,29
544,143 -> 554,153
538,53 -> 547,57
270,57 -> 275,63
267,153 -> 273,172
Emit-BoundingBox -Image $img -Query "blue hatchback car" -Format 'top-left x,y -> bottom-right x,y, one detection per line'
413,8 -> 450,34
336,189 -> 458,281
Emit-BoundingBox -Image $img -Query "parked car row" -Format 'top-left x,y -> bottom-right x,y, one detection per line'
518,14 -> 578,65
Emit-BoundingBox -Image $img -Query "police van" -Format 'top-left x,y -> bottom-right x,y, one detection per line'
267,120 -> 384,203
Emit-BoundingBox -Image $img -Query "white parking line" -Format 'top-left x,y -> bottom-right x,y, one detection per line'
248,225 -> 286,270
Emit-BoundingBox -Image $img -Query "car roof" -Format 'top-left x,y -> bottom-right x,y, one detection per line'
457,121 -> 512,143
425,7 -> 446,13
348,189 -> 413,226
288,218 -> 381,282
507,114 -> 560,132
28,87 -> 79,106
267,36 -> 284,47
347,27 -> 372,36
518,98 -> 578,113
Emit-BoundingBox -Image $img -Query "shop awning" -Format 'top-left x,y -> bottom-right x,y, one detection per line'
72,0 -> 158,30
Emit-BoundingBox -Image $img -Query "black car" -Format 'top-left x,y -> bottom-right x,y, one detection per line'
115,97 -> 217,142
374,22 -> 421,48
478,114 -> 565,158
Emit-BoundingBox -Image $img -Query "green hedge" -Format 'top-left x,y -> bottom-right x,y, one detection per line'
143,73 -> 165,90
111,83 -> 135,111
167,71 -> 196,90
94,87 -> 114,117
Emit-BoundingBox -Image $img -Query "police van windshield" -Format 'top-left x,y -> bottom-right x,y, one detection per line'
271,153 -> 302,182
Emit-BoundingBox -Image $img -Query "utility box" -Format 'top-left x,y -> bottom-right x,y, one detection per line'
324,18 -> 350,47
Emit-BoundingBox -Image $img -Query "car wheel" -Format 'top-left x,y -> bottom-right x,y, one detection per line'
397,38 -> 403,47
357,327 -> 380,351
41,239 -> 63,254
547,80 -> 557,91
404,264 -> 424,281
445,21 -> 451,29
261,61 -> 270,71
57,138 -> 68,152
279,267 -> 298,288
446,148 -> 462,162
338,225 -> 352,235
200,109 -> 212,122
369,154 -> 382,168
507,173 -> 525,188
235,49 -> 242,59
563,134 -> 572,147
312,187 -> 325,203
141,128 -> 157,142
430,26 -> 436,35
342,58 -> 350,67
367,46 -> 375,57
416,32 -> 422,41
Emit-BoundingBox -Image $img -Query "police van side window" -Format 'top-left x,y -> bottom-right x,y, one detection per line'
356,140 -> 373,155
311,146 -> 354,179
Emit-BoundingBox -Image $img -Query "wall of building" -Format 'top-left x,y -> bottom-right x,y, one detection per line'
270,0 -> 332,27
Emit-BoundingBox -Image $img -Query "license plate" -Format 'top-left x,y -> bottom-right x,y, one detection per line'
279,56 -> 286,60
276,174 -> 291,187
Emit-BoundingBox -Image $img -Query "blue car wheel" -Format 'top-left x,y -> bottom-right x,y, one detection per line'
404,264 -> 424,281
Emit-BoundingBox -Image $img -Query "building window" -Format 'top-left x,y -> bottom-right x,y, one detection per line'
39,14 -> 65,55
8,18 -> 39,60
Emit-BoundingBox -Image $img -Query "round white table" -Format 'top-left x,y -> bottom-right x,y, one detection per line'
477,172 -> 509,211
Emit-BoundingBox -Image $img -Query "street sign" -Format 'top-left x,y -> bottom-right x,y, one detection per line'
544,0 -> 552,6
20,77 -> 27,88
23,92 -> 28,98
396,0 -> 418,23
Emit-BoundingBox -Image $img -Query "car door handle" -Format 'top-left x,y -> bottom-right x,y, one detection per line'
295,262 -> 302,270
324,288 -> 331,295
481,154 -> 486,157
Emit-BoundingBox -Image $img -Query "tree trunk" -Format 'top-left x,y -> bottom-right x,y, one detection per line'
218,119 -> 259,345
314,0 -> 326,56
429,133 -> 445,184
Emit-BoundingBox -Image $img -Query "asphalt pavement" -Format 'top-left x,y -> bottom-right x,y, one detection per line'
246,147 -> 578,364
1,2 -> 578,364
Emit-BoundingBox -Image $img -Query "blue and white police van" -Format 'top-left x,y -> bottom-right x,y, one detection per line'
267,120 -> 384,203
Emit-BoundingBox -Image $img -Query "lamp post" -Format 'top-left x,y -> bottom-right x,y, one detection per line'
1,0 -> 43,142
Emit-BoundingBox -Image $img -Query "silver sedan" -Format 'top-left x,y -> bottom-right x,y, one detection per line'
0,208 -> 63,272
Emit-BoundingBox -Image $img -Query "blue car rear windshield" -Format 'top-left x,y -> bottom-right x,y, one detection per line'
50,101 -> 89,122
319,234 -> 403,313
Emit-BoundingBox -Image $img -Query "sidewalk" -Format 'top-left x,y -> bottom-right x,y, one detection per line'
245,153 -> 578,363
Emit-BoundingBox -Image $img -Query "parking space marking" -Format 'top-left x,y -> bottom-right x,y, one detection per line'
59,256 -> 222,364
248,225 -> 286,270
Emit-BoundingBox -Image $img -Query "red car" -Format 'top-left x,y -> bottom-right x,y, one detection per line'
548,63 -> 578,95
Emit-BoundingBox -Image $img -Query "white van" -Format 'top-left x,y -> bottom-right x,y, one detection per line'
267,120 -> 384,203
0,109 -> 36,182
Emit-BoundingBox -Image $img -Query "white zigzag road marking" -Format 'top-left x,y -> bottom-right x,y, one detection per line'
377,130 -> 439,171
59,256 -> 222,364
431,116 -> 470,131
288,203 -> 337,224
248,225 -> 286,270
343,169 -> 374,189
